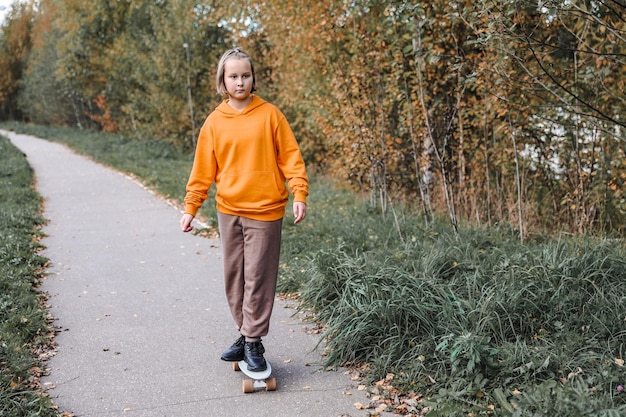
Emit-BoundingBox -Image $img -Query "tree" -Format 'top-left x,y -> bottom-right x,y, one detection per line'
475,0 -> 626,233
18,0 -> 231,147
18,0 -> 88,127
0,1 -> 34,120
5,0 -> 626,235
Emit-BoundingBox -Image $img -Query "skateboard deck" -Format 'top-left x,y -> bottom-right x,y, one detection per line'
232,360 -> 276,393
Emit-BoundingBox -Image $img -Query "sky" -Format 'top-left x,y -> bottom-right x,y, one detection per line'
0,0 -> 15,24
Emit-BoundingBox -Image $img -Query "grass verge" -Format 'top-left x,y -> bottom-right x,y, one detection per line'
0,134 -> 58,416
1,122 -> 625,416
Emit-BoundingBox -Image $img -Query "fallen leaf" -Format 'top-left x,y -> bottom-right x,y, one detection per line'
615,358 -> 624,367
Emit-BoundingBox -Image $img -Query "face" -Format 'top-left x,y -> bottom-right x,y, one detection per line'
223,58 -> 254,103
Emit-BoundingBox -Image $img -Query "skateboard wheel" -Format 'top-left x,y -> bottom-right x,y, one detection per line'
242,379 -> 255,393
265,377 -> 277,391
232,362 -> 240,371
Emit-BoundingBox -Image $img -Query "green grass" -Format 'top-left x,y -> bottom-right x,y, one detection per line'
296,223 -> 626,415
2,122 -> 625,416
0,135 -> 58,416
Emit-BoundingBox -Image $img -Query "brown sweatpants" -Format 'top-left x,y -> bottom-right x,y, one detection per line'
217,212 -> 283,338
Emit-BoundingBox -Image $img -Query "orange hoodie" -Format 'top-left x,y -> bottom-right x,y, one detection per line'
184,95 -> 308,221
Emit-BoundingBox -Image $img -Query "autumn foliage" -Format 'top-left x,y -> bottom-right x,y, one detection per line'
86,94 -> 118,133
1,0 -> 624,236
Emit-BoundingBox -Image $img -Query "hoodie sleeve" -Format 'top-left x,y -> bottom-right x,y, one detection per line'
274,114 -> 309,204
184,121 -> 217,216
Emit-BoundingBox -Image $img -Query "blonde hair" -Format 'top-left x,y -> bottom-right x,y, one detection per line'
215,48 -> 257,96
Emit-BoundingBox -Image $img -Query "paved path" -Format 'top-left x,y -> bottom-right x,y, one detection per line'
5,131 -> 375,417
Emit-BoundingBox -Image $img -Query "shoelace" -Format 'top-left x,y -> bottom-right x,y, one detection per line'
230,336 -> 244,348
246,342 -> 265,356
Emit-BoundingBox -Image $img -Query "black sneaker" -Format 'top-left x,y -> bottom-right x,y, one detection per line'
244,340 -> 267,372
220,335 -> 245,362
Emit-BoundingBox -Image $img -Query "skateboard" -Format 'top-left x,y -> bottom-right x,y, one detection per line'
232,360 -> 277,393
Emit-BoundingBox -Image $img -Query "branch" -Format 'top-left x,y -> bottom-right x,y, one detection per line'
594,0 -> 626,25
523,36 -> 626,129
527,35 -> 626,61
567,3 -> 626,43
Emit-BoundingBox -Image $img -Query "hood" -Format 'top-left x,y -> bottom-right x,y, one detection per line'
215,95 -> 267,117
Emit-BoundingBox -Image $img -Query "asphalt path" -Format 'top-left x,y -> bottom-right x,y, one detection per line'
5,131 -> 378,417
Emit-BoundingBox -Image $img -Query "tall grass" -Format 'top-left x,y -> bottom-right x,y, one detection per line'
0,135 -> 58,416
290,195 -> 626,415
2,123 -> 625,416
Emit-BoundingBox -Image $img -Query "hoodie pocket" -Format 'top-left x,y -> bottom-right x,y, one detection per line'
218,171 -> 286,209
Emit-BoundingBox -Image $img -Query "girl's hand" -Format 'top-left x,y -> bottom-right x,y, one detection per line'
293,202 -> 307,224
180,213 -> 195,232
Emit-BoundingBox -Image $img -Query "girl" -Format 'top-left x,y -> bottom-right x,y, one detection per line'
180,48 -> 308,372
